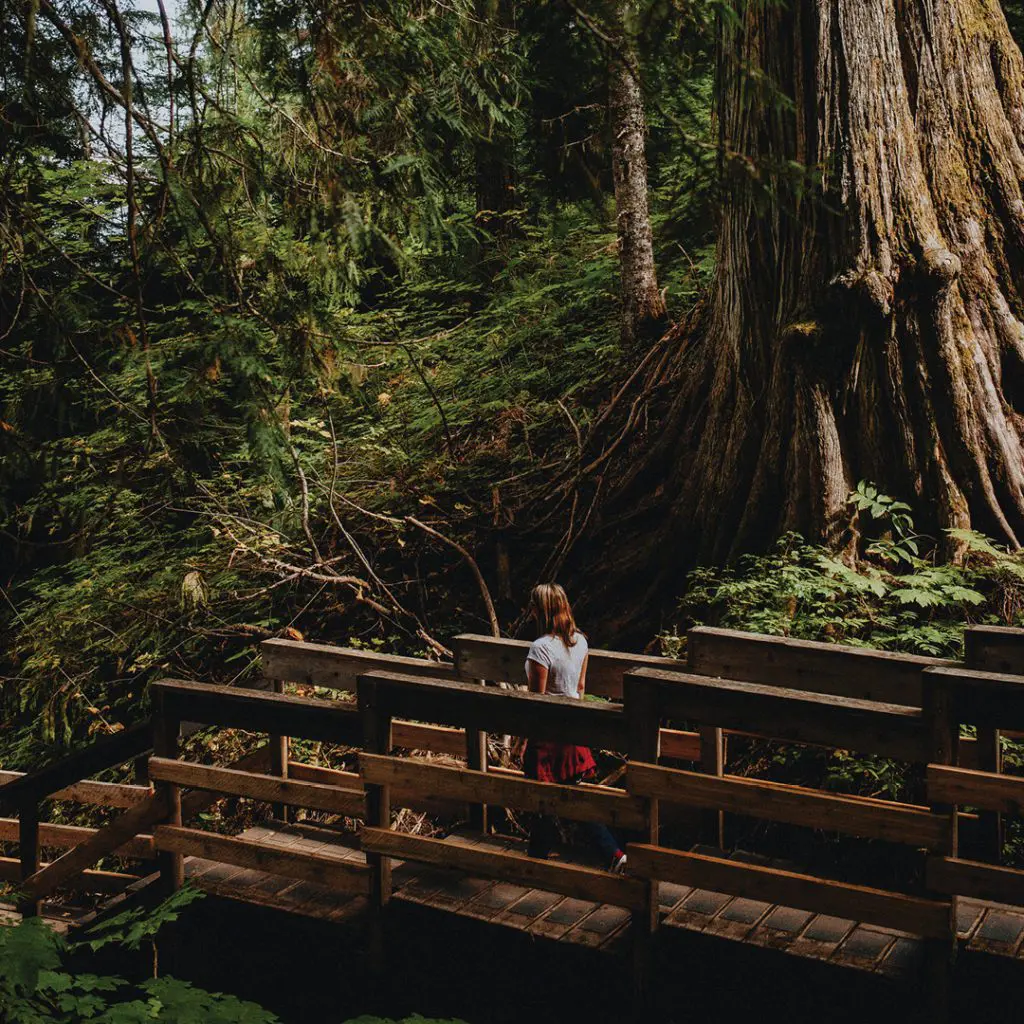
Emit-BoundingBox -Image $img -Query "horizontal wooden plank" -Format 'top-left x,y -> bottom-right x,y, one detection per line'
627,762 -> 946,849
659,728 -> 702,761
686,627 -> 950,706
287,762 -> 363,788
624,668 -> 926,761
287,761 -> 467,819
964,626 -> 1024,675
453,634 -> 688,699
359,670 -> 627,750
360,754 -> 646,830
360,827 -> 647,910
927,855 -> 1024,905
155,824 -> 371,894
0,771 -> 150,809
0,722 -> 154,812
927,764 -> 1024,814
261,638 -> 456,690
926,666 -> 1024,731
151,679 -> 362,746
24,794 -> 169,901
148,758 -> 365,818
627,844 -> 951,938
391,720 -> 467,757
180,745 -> 271,820
0,857 -> 141,894
0,818 -> 154,859
651,726 -> 999,772
393,721 -> 699,762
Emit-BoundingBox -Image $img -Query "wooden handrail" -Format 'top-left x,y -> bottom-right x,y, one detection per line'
0,771 -> 150,809
359,753 -> 647,829
0,817 -> 155,859
928,763 -> 1024,813
154,825 -> 371,894
151,679 -> 363,745
624,667 -> 927,761
926,664 -> 1024,731
927,855 -> 1024,905
22,793 -> 169,901
149,679 -> 530,759
0,721 -> 154,813
361,827 -> 648,910
453,633 -> 688,699
0,859 -> 141,893
261,637 -> 457,690
627,761 -> 947,849
627,844 -> 952,938
357,669 -> 627,749
23,624 -> 1020,1024
964,625 -> 1024,674
148,757 -> 366,818
686,626 -> 954,706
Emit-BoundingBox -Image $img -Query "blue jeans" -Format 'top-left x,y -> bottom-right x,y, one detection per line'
584,821 -> 622,862
527,815 -> 622,863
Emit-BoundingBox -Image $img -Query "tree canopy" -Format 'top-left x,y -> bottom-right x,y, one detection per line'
4,0 -> 1024,763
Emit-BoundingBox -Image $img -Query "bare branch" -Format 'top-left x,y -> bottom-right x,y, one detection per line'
406,517 -> 500,638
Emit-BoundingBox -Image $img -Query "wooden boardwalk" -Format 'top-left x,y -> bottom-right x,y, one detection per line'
13,624 -> 1024,1020
181,820 -> 1024,981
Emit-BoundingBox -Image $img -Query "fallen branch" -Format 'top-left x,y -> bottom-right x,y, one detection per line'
405,517 -> 500,638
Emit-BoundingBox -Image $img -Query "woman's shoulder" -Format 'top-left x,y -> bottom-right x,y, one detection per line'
573,631 -> 589,651
527,634 -> 556,662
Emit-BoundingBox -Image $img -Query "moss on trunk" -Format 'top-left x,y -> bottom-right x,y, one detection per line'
612,0 -> 1024,574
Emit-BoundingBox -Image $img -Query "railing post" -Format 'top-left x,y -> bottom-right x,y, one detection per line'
923,667 -> 958,1024
466,678 -> 488,833
973,725 -> 1002,859
698,726 -> 725,847
359,676 -> 392,968
963,630 -> 1002,862
269,679 -> 290,824
153,697 -> 183,894
625,672 -> 660,1022
18,801 -> 41,919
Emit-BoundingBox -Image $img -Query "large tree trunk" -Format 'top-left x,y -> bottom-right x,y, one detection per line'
609,6 -> 666,347
614,0 -> 1024,571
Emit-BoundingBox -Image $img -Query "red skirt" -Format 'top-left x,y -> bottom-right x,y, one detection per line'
523,741 -> 597,784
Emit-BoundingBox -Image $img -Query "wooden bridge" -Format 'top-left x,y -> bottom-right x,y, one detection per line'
5,625 -> 1024,1019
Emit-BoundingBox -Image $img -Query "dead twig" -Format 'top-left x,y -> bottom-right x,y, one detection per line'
405,517 -> 501,638
289,445 -> 324,563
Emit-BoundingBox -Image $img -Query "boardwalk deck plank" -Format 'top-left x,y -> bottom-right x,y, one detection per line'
96,821 -> 1024,986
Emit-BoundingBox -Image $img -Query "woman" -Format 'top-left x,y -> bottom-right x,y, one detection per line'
521,583 -> 627,873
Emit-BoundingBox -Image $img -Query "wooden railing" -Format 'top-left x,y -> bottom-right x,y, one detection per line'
0,729 -> 273,916
9,624 -> 1024,1020
0,722 -> 156,915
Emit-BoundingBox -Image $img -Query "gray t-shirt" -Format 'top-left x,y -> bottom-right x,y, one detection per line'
525,632 -> 589,699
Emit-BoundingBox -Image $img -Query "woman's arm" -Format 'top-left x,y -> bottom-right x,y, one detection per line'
577,653 -> 589,696
526,659 -> 548,695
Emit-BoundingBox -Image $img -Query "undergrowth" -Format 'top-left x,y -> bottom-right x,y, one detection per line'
660,482 -> 1024,660
0,887 -> 462,1024
658,483 -> 1024,865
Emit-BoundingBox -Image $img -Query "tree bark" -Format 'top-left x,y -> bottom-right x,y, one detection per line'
609,4 -> 666,347
475,136 -> 517,239
613,0 -> 1024,570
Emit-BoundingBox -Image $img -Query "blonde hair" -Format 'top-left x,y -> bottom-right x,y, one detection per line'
529,583 -> 578,648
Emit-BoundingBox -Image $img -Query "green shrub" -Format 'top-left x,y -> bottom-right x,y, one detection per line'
658,485 -> 1024,862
